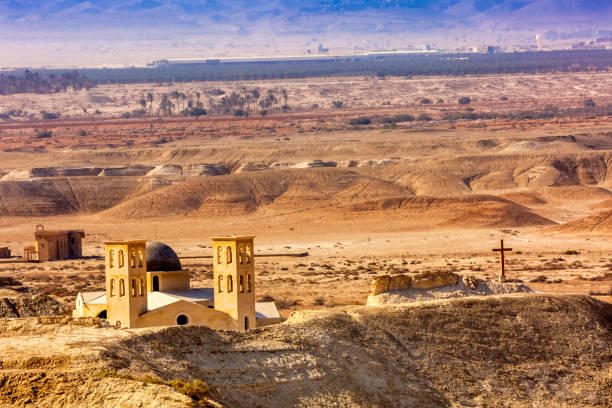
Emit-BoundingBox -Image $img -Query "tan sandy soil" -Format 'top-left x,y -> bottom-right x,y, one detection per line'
0,72 -> 612,406
0,295 -> 610,407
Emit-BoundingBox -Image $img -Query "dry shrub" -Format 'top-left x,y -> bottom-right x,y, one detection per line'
313,296 -> 326,306
167,379 -> 210,404
0,276 -> 22,287
276,298 -> 300,309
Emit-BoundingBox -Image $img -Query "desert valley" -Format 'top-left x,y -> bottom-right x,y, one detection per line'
0,72 -> 611,407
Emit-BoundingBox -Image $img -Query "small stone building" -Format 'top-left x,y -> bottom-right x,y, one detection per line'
74,237 -> 280,331
0,247 -> 10,258
34,225 -> 85,261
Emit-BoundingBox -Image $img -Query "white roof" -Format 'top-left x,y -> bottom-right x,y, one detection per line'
146,288 -> 213,311
255,302 -> 280,319
82,288 -> 279,319
81,292 -> 106,304
163,288 -> 214,302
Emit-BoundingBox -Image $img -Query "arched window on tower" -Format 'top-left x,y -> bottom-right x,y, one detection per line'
246,245 -> 252,264
139,278 -> 144,296
109,250 -> 115,268
247,274 -> 252,292
138,250 -> 144,268
218,275 -> 224,293
118,250 -> 125,268
227,275 -> 233,292
131,279 -> 137,296
239,245 -> 245,264
119,279 -> 125,296
226,246 -> 232,264
110,279 -> 116,296
239,275 -> 244,293
130,250 -> 136,268
217,246 -> 223,264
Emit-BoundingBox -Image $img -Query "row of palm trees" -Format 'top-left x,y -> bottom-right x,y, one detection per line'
138,87 -> 289,117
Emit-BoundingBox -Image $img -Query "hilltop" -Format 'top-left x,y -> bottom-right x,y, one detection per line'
0,294 -> 610,407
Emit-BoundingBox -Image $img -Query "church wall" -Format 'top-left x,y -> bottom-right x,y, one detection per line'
136,300 -> 236,330
147,271 -> 190,292
73,302 -> 106,318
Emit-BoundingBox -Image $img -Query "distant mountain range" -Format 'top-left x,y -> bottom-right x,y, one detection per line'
1,1 -> 610,33
1,1 -> 611,67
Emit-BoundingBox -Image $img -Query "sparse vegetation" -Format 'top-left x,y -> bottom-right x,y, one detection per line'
40,111 -> 59,120
34,129 -> 53,139
381,114 -> 415,123
458,96 -> 471,105
0,69 -> 94,95
348,117 -> 371,126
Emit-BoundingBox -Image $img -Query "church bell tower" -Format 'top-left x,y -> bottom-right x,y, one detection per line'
105,240 -> 148,328
212,236 -> 256,331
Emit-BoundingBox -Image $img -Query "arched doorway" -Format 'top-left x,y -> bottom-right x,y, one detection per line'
152,275 -> 159,291
244,316 -> 249,330
97,310 -> 107,319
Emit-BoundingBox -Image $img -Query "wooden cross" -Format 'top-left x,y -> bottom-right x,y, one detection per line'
492,239 -> 512,283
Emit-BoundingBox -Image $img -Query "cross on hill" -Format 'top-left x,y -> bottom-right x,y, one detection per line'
492,239 -> 512,283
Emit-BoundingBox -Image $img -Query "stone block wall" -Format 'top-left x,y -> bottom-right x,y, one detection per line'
370,271 -> 458,296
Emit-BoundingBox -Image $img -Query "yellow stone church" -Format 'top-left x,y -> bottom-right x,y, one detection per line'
74,236 -> 280,331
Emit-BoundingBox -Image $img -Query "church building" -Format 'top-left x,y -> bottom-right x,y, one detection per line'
74,236 -> 280,331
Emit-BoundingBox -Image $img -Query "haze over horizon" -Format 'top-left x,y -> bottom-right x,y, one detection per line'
1,0 -> 612,68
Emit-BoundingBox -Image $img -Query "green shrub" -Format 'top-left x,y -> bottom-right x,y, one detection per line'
332,100 -> 344,108
180,107 -> 207,117
348,117 -> 371,125
35,130 -> 53,139
416,113 -> 432,121
207,88 -> 225,96
381,114 -> 415,123
458,96 -> 471,105
41,111 -> 59,120
420,98 -> 432,104
564,250 -> 580,255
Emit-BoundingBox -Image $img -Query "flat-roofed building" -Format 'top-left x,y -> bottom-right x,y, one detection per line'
34,225 -> 85,261
0,247 -> 10,258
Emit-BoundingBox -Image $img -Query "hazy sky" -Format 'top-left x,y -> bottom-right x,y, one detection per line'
1,1 -> 611,68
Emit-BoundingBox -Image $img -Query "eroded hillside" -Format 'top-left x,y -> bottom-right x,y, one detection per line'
0,294 -> 610,407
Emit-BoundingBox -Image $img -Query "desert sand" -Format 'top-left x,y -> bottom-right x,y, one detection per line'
0,72 -> 611,407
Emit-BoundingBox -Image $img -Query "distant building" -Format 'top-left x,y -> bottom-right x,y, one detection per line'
536,34 -> 543,51
32,224 -> 85,261
0,247 -> 10,258
318,43 -> 329,53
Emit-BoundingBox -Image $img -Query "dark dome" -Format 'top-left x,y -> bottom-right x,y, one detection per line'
146,241 -> 181,272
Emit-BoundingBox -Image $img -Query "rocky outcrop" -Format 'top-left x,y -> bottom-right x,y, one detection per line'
0,279 -> 65,318
369,271 -> 458,296
411,271 -> 458,289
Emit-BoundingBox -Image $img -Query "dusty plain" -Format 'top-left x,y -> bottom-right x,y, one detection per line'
0,73 -> 611,407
